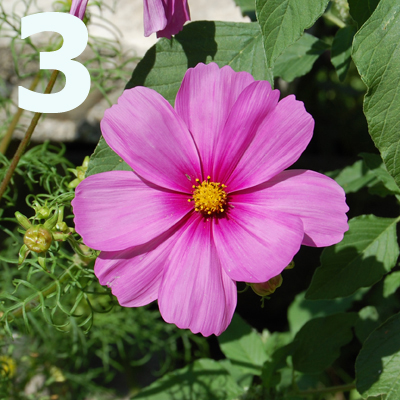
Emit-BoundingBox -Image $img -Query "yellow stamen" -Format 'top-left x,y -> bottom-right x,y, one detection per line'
190,177 -> 228,216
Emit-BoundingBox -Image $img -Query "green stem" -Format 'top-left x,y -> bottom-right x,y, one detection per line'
0,72 -> 42,155
323,12 -> 346,28
0,70 -> 59,202
296,382 -> 356,396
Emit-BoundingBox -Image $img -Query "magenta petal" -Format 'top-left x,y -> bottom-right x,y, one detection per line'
226,95 -> 314,191
143,0 -> 190,38
156,0 -> 190,38
101,87 -> 201,193
232,170 -> 349,247
213,81 -> 280,183
158,214 -> 237,336
72,171 -> 192,251
213,204 -> 304,283
95,227 -> 179,307
69,0 -> 88,19
175,63 -> 254,177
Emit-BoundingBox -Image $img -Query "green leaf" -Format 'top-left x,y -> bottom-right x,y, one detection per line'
88,21 -> 272,175
356,312 -> 400,399
86,136 -> 132,177
306,215 -> 400,300
355,306 -> 381,343
127,20 -> 272,105
361,153 -> 400,196
352,0 -> 400,190
327,159 -> 379,194
292,313 -> 357,374
274,33 -> 329,82
256,0 -> 329,70
219,359 -> 253,390
133,358 -> 244,399
348,0 -> 380,28
331,25 -> 357,81
288,291 -> 362,335
218,314 -> 268,376
234,0 -> 256,15
383,271 -> 400,297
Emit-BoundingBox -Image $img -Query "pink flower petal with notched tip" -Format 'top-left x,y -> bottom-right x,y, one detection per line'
95,223 -> 185,307
69,0 -> 88,20
213,204 -> 304,283
143,0 -> 190,39
175,63 -> 254,177
101,86 -> 201,193
158,213 -> 237,336
212,80 -> 280,183
226,95 -> 314,192
72,171 -> 192,251
231,169 -> 349,247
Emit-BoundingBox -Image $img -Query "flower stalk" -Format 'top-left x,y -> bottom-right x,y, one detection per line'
0,70 -> 59,202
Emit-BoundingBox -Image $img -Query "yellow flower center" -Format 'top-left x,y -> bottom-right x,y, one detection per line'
189,176 -> 228,215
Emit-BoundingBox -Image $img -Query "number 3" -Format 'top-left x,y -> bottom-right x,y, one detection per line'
18,12 -> 91,113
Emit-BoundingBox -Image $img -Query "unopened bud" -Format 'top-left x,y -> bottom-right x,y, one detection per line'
24,226 -> 53,253
36,206 -> 51,219
250,274 -> 283,297
15,212 -> 32,230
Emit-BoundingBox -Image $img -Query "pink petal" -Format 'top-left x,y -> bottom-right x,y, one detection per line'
175,63 -> 254,178
213,204 -> 304,283
226,95 -> 314,192
232,170 -> 349,247
101,87 -> 201,193
69,0 -> 88,20
157,0 -> 190,39
143,0 -> 167,37
213,80 -> 280,183
95,225 -> 180,307
72,171 -> 192,251
158,213 -> 237,336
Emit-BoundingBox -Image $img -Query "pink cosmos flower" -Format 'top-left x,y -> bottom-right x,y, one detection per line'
72,62 -> 349,337
143,0 -> 190,38
69,0 -> 88,20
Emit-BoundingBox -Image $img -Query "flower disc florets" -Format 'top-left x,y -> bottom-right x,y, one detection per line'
189,176 -> 227,215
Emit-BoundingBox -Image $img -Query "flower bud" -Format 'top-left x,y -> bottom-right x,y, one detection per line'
23,226 -> 53,253
15,212 -> 32,230
250,274 -> 283,297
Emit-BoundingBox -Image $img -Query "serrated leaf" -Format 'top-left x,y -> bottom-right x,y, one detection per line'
274,33 -> 329,82
86,136 -> 132,177
355,306 -> 381,343
218,314 -> 268,376
356,312 -> 400,399
306,215 -> 400,300
133,358 -> 243,400
327,159 -> 378,194
88,21 -> 272,175
348,0 -> 380,28
331,25 -> 357,81
352,0 -> 400,190
361,153 -> 400,196
256,0 -> 329,70
383,271 -> 400,298
292,313 -> 357,374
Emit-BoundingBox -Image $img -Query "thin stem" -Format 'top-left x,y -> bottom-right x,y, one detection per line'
0,72 -> 42,155
323,12 -> 346,28
297,382 -> 356,396
8,262 -> 77,320
0,70 -> 59,202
